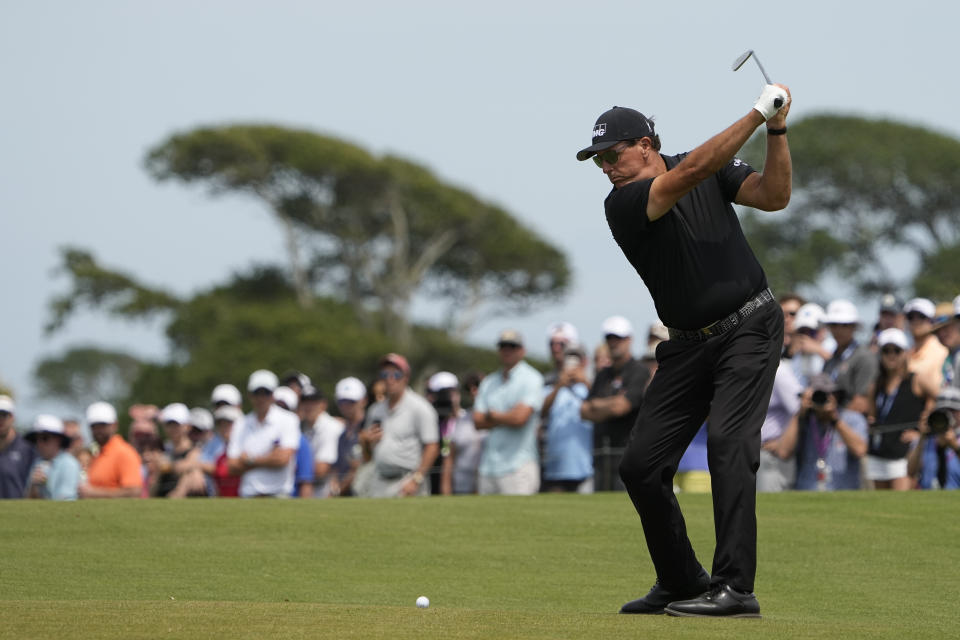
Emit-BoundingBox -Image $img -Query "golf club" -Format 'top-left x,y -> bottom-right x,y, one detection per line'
732,49 -> 782,109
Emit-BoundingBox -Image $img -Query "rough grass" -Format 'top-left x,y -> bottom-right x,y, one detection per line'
1,491 -> 957,639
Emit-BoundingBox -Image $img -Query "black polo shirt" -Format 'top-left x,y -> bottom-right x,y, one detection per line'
587,357 -> 650,449
604,153 -> 767,331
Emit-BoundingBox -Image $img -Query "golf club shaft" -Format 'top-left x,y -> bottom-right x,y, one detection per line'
752,54 -> 772,85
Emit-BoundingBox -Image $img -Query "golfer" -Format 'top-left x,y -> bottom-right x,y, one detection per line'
576,83 -> 791,618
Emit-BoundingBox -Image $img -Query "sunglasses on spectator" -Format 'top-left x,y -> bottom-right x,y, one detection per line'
251,388 -> 273,396
881,346 -> 904,355
36,433 -> 60,442
497,342 -> 521,350
0,411 -> 10,418
549,340 -> 568,348
592,141 -> 634,168
906,312 -> 929,321
379,370 -> 404,380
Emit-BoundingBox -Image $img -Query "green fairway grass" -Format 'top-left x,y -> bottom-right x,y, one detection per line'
1,492 -> 957,639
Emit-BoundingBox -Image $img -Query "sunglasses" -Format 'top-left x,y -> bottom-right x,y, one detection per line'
378,370 -> 404,381
906,312 -> 929,321
36,433 -> 60,442
592,145 -> 629,168
881,346 -> 904,355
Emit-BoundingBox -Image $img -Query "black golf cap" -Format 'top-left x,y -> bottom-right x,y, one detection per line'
576,106 -> 656,161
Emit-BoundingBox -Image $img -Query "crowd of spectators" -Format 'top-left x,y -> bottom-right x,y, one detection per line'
2,292 -> 959,500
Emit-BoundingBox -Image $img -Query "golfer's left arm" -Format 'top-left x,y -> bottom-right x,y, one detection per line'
734,85 -> 793,211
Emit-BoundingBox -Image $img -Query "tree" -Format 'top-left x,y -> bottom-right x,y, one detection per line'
740,114 -> 960,299
40,250 -> 518,412
33,347 -> 142,408
145,125 -> 570,347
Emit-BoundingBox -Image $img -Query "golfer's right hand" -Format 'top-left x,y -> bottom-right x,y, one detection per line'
754,84 -> 790,121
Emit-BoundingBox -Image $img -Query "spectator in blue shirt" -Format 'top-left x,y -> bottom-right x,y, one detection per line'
26,414 -> 81,500
540,345 -> 593,493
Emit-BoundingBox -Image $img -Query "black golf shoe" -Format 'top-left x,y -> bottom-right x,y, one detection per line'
619,568 -> 711,615
664,583 -> 761,618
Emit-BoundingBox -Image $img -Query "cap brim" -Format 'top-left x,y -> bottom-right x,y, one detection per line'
576,140 -> 619,161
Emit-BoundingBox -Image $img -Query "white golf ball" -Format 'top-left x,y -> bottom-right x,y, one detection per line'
416,596 -> 430,608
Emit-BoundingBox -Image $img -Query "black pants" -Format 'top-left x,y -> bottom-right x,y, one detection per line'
618,301 -> 782,593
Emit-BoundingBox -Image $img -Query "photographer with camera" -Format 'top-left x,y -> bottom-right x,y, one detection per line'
907,387 -> 960,489
428,372 -> 485,495
540,345 -> 594,493
776,373 -> 868,491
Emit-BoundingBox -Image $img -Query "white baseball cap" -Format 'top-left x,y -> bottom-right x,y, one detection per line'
273,386 -> 299,411
0,395 -> 14,413
247,369 -> 279,393
824,299 -> 860,325
335,377 -> 366,402
428,371 -> 459,393
877,328 -> 909,351
213,406 -> 243,423
86,401 -> 118,425
648,320 -> 669,342
159,402 -> 191,425
602,315 -> 633,338
189,407 -> 214,431
546,321 -> 579,345
903,297 -> 936,320
211,383 -> 242,407
794,303 -> 825,331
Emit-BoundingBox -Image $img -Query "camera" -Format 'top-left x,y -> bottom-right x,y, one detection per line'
927,408 -> 956,436
431,389 -> 455,421
811,390 -> 829,407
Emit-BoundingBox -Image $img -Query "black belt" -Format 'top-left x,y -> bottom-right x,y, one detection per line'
667,288 -> 775,343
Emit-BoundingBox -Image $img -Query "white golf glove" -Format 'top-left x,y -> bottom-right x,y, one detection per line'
753,84 -> 789,120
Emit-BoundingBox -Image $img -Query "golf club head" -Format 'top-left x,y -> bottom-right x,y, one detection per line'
732,49 -> 782,109
732,49 -> 754,72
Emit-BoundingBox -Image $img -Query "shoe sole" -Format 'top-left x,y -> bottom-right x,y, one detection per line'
664,608 -> 761,619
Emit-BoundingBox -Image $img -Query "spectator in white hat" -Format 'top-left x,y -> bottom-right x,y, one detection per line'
80,401 -> 143,498
904,297 -> 948,388
932,295 -> 960,389
822,299 -> 878,415
428,371 -> 484,495
540,346 -> 594,494
581,316 -> 650,491
227,370 -> 301,497
545,321 -> 580,387
331,377 -> 368,497
0,394 -> 37,499
211,384 -> 243,409
789,302 -> 835,387
25,415 -> 81,500
154,403 -> 207,498
300,384 -> 343,498
871,293 -> 906,350
865,328 -> 938,491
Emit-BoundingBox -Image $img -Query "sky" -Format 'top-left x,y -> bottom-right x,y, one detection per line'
3,1 -> 958,421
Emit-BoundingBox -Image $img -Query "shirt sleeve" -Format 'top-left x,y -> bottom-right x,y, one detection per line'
417,400 -> 440,445
279,415 -> 302,450
604,179 -> 653,241
472,379 -> 491,413
717,157 -> 757,202
777,362 -> 804,416
519,371 -> 545,412
850,351 -> 879,397
621,361 -> 650,410
313,419 -> 344,464
119,448 -> 144,489
226,420 -> 245,459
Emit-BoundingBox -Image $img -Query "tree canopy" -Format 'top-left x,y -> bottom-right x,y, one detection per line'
39,252 -> 517,412
740,114 -> 960,300
145,125 -> 570,346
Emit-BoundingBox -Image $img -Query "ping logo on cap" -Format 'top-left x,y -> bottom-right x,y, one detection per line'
593,123 -> 607,138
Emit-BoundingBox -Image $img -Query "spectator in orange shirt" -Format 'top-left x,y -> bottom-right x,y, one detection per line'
78,401 -> 143,498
